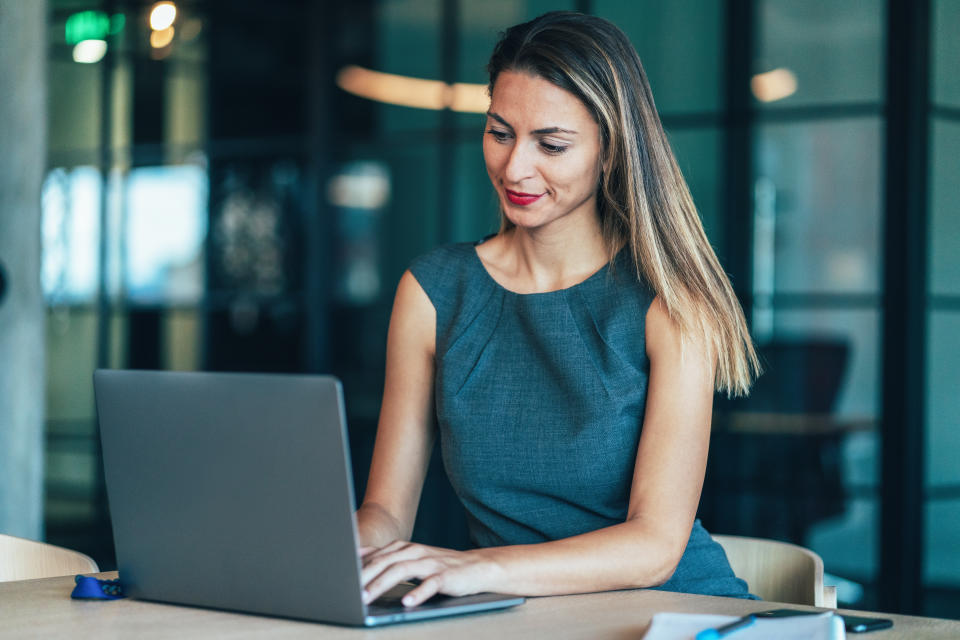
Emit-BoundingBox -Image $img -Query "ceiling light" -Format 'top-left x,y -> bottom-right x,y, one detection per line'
72,39 -> 107,64
150,26 -> 175,49
149,2 -> 177,31
751,68 -> 798,103
336,65 -> 489,113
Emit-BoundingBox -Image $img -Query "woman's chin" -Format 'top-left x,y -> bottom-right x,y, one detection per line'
502,208 -> 553,231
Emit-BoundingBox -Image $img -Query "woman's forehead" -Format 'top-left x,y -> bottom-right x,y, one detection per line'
489,70 -> 594,129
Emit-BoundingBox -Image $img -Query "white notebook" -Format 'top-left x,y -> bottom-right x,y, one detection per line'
644,611 -> 845,640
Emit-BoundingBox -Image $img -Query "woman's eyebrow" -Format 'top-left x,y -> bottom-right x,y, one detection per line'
487,111 -> 578,135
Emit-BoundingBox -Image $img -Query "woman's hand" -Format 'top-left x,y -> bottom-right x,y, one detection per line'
360,541 -> 504,607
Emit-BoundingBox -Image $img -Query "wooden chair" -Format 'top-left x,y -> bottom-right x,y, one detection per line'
713,534 -> 837,608
0,533 -> 99,582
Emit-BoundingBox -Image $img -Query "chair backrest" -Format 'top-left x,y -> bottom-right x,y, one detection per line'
727,338 -> 850,413
0,533 -> 99,582
713,534 -> 836,608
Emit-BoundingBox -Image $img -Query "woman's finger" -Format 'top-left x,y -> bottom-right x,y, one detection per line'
362,559 -> 437,605
400,574 -> 443,607
361,543 -> 428,582
381,539 -> 409,553
361,540 -> 412,567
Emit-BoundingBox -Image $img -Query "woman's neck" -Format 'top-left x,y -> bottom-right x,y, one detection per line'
483,217 -> 609,294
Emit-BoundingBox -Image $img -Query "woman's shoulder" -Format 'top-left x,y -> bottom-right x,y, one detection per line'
407,239 -> 493,312
406,239 -> 501,355
585,248 -> 656,307
408,241 -> 478,290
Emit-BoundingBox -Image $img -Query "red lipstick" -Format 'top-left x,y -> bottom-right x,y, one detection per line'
505,189 -> 544,206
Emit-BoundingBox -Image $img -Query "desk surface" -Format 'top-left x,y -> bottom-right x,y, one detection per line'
2,573 -> 958,639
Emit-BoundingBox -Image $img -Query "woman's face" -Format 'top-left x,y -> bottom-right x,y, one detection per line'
483,70 -> 602,233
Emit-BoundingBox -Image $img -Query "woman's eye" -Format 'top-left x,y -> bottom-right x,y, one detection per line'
487,129 -> 511,142
540,142 -> 568,154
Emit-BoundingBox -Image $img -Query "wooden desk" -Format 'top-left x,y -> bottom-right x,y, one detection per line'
2,573 -> 958,639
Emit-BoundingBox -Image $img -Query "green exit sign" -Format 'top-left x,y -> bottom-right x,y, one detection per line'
65,11 -> 125,45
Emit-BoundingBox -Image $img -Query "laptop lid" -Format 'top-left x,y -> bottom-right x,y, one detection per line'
95,370 -> 367,625
94,370 -> 524,627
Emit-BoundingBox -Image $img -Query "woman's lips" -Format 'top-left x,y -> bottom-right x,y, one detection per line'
505,189 -> 544,206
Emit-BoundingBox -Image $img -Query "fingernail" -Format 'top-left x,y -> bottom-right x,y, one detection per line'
362,590 -> 370,603
402,596 -> 413,606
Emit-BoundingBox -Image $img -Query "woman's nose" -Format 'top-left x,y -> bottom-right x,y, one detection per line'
503,141 -> 535,183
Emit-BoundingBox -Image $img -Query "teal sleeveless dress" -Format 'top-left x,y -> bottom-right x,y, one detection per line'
409,240 -> 753,598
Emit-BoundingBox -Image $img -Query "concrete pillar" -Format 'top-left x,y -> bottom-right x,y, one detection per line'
0,0 -> 47,539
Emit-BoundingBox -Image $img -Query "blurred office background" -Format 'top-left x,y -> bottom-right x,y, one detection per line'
1,0 -> 957,619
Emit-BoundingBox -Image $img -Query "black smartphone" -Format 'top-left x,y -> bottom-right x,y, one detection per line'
755,608 -> 894,633
841,614 -> 894,633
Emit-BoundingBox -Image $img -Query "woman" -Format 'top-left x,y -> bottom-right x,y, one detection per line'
356,11 -> 760,607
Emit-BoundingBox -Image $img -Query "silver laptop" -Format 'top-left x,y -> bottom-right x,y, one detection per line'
93,369 -> 524,626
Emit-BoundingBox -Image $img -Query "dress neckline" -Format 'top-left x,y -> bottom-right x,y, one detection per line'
469,241 -> 617,297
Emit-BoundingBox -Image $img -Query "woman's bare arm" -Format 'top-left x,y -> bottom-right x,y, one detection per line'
360,294 -> 717,604
356,270 -> 437,549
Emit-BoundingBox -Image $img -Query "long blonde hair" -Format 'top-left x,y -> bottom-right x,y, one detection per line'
488,11 -> 760,396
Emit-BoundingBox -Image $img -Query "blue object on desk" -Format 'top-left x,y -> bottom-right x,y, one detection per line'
71,575 -> 126,600
695,614 -> 756,640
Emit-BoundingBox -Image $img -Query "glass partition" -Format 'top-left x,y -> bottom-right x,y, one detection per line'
754,0 -> 883,108
924,0 -> 960,616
